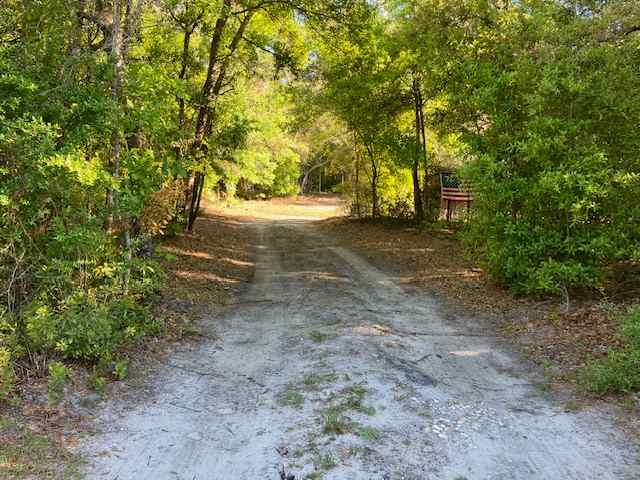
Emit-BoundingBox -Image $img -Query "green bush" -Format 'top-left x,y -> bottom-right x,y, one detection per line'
463,151 -> 636,295
112,359 -> 129,381
0,347 -> 14,401
89,374 -> 107,396
413,1 -> 640,296
27,294 -> 159,362
582,306 -> 640,395
47,361 -> 71,403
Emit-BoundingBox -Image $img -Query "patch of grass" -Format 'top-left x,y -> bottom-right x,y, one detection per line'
302,372 -> 338,388
313,451 -> 338,470
581,305 -> 640,395
540,359 -> 553,371
340,385 -> 375,415
112,359 -> 128,380
47,362 -> 71,404
346,445 -> 361,457
0,417 -> 82,479
358,426 -> 381,441
88,374 -> 107,396
279,385 -> 305,409
326,384 -> 376,416
180,323 -> 205,338
322,411 -> 356,435
156,247 -> 179,262
309,330 -> 335,343
0,348 -> 14,402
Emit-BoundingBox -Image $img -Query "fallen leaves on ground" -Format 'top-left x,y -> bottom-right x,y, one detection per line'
156,204 -> 256,339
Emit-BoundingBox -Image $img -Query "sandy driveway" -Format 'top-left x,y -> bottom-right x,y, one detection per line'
81,218 -> 637,479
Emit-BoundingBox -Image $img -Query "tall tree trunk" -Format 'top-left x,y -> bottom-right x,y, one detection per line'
187,172 -> 205,231
412,78 -> 424,222
371,174 -> 379,218
354,155 -> 360,217
353,135 -> 361,217
366,144 -> 379,218
186,7 -> 255,231
107,0 -> 144,224
417,85 -> 430,217
176,23 -> 195,212
177,26 -> 193,135
209,11 -> 254,108
184,0 -> 231,228
106,0 -> 124,230
193,0 -> 232,145
194,174 -> 205,216
107,0 -> 143,290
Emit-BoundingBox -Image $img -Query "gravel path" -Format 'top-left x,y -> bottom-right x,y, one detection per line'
80,219 -> 638,479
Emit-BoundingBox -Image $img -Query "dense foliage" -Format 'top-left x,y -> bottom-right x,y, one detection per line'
0,0 -> 359,398
582,305 -> 640,394
1,0 -> 639,399
305,0 -> 640,296
414,0 -> 640,295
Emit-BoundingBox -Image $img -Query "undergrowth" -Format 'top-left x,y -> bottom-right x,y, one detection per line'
581,305 -> 640,395
0,227 -> 167,403
0,417 -> 82,479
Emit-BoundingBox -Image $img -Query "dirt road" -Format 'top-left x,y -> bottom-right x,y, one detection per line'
81,216 -> 637,479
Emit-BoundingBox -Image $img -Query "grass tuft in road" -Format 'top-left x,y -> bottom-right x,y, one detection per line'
325,384 -> 376,416
313,451 -> 338,470
340,385 -> 375,415
278,385 -> 305,409
309,330 -> 336,343
322,411 -> 356,435
302,372 -> 339,388
358,426 -> 381,441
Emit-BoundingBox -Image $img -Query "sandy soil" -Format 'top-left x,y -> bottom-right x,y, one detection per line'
208,194 -> 348,221
78,198 -> 638,479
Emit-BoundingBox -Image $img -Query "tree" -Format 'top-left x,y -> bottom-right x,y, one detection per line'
0,0 -> 371,377
313,8 -> 407,216
410,0 -> 640,294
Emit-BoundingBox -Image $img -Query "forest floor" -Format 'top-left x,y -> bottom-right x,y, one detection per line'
74,195 -> 638,479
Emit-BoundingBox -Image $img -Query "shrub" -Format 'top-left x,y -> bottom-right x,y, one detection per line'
378,166 -> 414,220
27,294 -> 159,362
89,374 -> 107,396
112,359 -> 129,380
463,153 -> 635,295
140,181 -> 183,236
48,361 -> 71,403
0,347 -> 14,401
419,1 -> 640,296
581,305 -> 640,395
